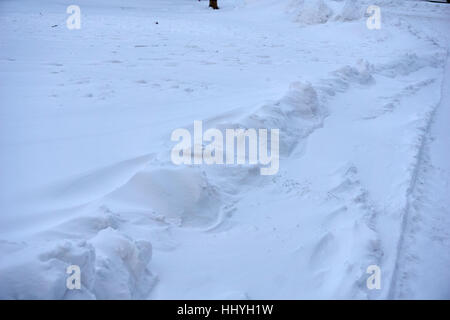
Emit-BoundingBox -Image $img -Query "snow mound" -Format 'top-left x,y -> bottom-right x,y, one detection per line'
333,63 -> 375,86
314,164 -> 382,298
335,0 -> 364,22
318,61 -> 375,95
241,81 -> 323,156
375,53 -> 445,78
104,167 -> 222,228
90,228 -> 155,299
0,229 -> 156,299
292,0 -> 334,25
211,62 -> 375,159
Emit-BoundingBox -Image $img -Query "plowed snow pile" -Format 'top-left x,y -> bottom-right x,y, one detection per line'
0,0 -> 449,299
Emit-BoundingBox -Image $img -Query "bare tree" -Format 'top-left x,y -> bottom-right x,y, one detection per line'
209,0 -> 219,10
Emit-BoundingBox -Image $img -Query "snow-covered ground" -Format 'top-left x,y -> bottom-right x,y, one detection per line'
0,0 -> 449,299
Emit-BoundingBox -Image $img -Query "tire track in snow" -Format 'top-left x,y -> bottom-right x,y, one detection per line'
388,51 -> 450,299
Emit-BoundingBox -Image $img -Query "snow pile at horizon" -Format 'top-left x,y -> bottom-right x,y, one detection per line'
288,0 -> 367,25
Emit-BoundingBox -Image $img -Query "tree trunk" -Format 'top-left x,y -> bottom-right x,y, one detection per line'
209,0 -> 219,10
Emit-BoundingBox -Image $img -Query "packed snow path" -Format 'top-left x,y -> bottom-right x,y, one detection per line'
0,0 -> 449,299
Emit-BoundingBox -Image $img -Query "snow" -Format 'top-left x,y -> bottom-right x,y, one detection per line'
0,0 -> 449,299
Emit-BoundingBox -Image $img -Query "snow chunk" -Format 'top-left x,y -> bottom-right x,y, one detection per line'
90,228 -> 155,299
291,0 -> 334,25
335,0 -> 364,22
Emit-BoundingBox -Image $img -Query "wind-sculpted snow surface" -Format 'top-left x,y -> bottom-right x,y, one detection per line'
291,0 -> 334,25
0,0 -> 449,299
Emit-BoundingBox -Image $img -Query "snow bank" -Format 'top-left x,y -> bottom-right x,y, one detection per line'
104,167 -> 222,228
289,0 -> 367,25
0,240 -> 96,299
210,60 -> 375,159
318,164 -> 382,299
375,53 -> 446,78
0,229 -> 156,299
335,0 -> 364,22
1,0 -> 448,300
90,228 -> 154,299
242,81 -> 323,156
290,0 -> 334,25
